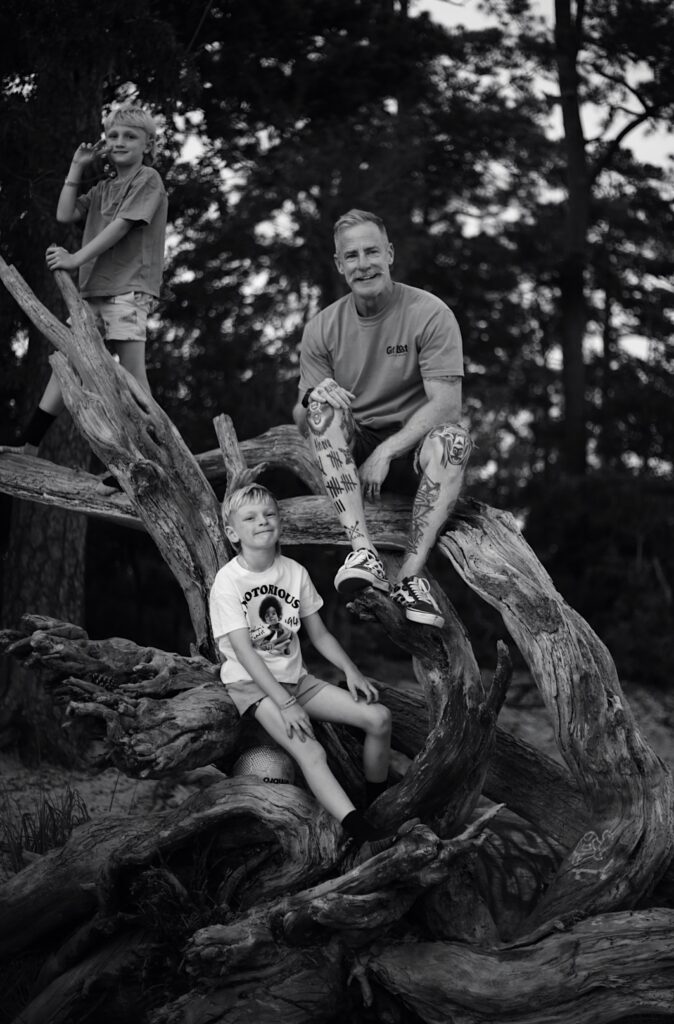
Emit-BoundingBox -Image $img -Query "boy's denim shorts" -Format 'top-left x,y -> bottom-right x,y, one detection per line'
226,672 -> 329,718
84,291 -> 155,343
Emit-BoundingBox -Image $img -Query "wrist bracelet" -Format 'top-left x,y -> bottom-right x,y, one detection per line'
281,695 -> 297,709
64,180 -> 80,187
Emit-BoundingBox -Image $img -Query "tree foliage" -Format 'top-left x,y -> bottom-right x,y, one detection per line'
0,0 -> 673,678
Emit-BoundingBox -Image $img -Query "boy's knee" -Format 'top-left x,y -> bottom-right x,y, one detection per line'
419,423 -> 472,473
367,702 -> 392,737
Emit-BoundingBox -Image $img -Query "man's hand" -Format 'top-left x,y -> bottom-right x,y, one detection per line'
46,245 -> 79,271
345,670 -> 379,704
358,444 -> 392,502
310,378 -> 354,410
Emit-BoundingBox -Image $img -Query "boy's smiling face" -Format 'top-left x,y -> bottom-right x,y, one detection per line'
226,498 -> 279,554
104,123 -> 150,171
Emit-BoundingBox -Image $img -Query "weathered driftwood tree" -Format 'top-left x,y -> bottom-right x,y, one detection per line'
0,256 -> 673,1024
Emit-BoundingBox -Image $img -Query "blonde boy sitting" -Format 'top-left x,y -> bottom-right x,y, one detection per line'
209,483 -> 400,855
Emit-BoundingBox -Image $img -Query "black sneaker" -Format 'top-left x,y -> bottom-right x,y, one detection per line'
391,576 -> 444,628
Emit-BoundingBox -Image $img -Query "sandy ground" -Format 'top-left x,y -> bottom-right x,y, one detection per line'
0,668 -> 671,882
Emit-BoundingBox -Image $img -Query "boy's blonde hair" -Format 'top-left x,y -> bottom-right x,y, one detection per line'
222,484 -> 281,552
103,104 -> 160,165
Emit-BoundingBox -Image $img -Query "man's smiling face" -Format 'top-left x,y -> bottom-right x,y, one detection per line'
334,222 -> 394,315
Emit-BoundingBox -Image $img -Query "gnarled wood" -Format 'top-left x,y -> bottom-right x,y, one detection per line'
369,909 -> 674,1024
438,501 -> 674,928
2,264 -> 672,1024
0,255 -> 227,656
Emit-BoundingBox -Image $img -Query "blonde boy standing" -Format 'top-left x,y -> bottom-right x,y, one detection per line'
2,104 -> 167,456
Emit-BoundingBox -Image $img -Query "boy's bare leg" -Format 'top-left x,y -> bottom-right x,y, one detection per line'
37,374 -> 67,418
116,340 -> 151,395
392,423 -> 472,628
255,699 -> 355,820
302,684 -> 392,784
306,397 -> 389,594
0,375 -> 64,456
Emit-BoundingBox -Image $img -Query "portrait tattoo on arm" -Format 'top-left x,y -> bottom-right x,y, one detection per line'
428,424 -> 473,467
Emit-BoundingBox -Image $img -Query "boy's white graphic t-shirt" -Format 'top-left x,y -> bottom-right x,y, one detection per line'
209,554 -> 323,686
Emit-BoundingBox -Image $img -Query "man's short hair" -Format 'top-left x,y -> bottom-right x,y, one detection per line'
333,209 -> 388,246
103,104 -> 160,165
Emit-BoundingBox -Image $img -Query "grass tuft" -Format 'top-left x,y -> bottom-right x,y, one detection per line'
0,783 -> 90,874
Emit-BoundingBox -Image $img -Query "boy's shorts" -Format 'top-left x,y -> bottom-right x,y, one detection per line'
352,421 -> 420,497
84,291 -> 155,343
226,672 -> 330,718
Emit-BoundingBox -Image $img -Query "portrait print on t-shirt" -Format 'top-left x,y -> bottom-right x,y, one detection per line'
248,594 -> 295,657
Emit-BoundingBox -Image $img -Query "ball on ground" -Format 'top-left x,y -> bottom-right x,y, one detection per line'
232,745 -> 295,785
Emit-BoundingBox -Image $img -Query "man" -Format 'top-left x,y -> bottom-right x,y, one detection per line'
293,209 -> 471,629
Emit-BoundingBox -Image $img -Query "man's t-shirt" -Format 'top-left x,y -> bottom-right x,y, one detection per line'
298,282 -> 463,432
209,554 -> 323,686
76,166 -> 168,298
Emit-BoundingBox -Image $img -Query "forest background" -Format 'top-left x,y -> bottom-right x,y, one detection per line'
1,0 -> 673,694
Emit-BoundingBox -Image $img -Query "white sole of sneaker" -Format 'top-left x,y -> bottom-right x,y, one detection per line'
334,569 -> 390,595
404,609 -> 445,628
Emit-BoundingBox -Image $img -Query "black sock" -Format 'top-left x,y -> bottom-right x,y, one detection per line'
365,779 -> 388,805
23,408 -> 57,447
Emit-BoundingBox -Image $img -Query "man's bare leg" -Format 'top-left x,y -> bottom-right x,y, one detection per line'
306,396 -> 389,594
391,423 -> 472,627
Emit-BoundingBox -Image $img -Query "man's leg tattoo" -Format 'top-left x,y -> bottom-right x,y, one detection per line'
405,473 -> 440,559
307,398 -> 370,550
402,423 -> 472,578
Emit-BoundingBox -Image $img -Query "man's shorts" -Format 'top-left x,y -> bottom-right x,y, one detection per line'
84,291 -> 155,343
226,672 -> 330,718
352,421 -> 420,497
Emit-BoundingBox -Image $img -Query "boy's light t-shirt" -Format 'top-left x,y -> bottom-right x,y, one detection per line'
298,281 -> 464,432
209,554 -> 323,686
76,165 -> 168,298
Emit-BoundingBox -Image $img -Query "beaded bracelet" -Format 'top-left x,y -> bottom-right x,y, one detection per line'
281,695 -> 297,709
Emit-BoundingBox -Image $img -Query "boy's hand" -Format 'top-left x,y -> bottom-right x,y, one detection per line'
71,139 -> 108,167
46,245 -> 78,271
346,671 -> 379,704
281,703 -> 314,741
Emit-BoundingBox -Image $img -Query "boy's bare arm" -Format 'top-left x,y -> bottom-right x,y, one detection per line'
56,139 -> 109,223
301,612 -> 378,703
46,218 -> 133,272
227,628 -> 314,738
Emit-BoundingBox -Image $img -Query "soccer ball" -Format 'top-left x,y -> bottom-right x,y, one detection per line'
232,745 -> 295,785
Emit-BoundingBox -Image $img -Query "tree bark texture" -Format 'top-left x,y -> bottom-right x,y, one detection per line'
1,267 -> 673,1023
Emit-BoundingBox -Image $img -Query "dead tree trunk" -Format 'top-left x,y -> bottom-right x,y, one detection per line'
0,257 -> 673,1024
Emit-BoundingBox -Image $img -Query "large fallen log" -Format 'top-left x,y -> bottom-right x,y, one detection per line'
1,255 -> 673,1024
